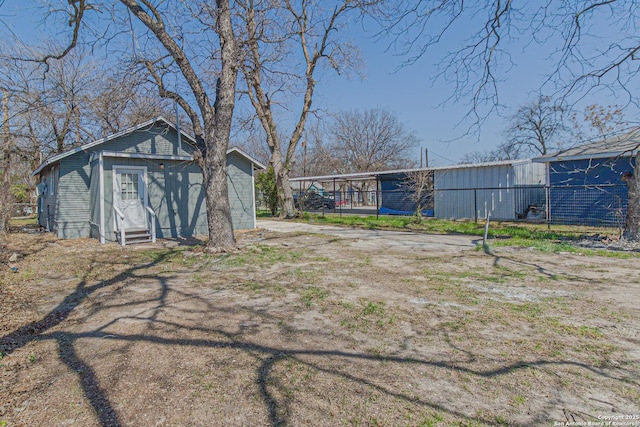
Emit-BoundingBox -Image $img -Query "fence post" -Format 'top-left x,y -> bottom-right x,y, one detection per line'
545,185 -> 551,230
482,213 -> 490,253
474,189 -> 478,224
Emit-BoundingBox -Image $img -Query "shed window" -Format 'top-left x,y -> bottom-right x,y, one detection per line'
49,166 -> 56,196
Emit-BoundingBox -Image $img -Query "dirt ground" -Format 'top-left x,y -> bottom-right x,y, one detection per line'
1,220 -> 639,427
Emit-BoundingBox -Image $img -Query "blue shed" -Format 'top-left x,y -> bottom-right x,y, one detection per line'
33,117 -> 265,244
378,170 -> 434,215
534,130 -> 639,226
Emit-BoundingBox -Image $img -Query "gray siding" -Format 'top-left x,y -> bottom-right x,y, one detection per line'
56,153 -> 92,238
105,125 -> 195,156
513,161 -> 546,186
103,158 -> 208,242
101,154 -> 255,242
433,161 -> 547,221
226,151 -> 256,230
434,164 -> 515,220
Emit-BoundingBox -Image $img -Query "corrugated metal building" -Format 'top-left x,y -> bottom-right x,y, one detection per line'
533,130 -> 638,226
433,159 -> 547,220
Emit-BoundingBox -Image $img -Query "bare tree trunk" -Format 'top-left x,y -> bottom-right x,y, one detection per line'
201,124 -> 236,250
270,150 -> 295,218
624,155 -> 640,241
240,1 -> 357,220
122,0 -> 238,251
1,89 -> 12,236
201,0 -> 238,250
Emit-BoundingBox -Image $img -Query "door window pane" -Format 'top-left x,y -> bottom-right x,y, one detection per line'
120,173 -> 139,200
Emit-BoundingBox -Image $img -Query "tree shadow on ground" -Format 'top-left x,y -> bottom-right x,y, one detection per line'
1,236 -> 635,427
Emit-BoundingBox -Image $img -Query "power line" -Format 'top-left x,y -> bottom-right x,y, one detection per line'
423,147 -> 456,165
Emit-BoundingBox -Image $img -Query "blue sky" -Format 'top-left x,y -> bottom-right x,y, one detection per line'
2,1 -> 636,166
314,13 -> 634,166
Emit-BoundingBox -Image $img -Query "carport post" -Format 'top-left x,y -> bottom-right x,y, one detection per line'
334,178 -> 339,216
350,180 -> 353,210
376,175 -> 380,219
333,178 -> 342,218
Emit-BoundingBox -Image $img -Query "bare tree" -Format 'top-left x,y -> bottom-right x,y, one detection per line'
572,104 -> 629,143
302,120 -> 343,176
400,169 -> 433,223
375,2 -> 640,123
323,108 -> 418,173
459,142 -> 521,164
33,46 -> 101,152
375,1 -> 640,239
19,1 -> 242,250
302,108 -> 418,205
462,102 -> 629,164
0,44 -> 98,157
0,88 -> 12,235
503,96 -> 568,157
89,70 -> 174,136
122,0 -> 241,251
239,0 -> 368,218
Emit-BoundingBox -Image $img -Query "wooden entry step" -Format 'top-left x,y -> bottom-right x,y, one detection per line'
115,228 -> 152,245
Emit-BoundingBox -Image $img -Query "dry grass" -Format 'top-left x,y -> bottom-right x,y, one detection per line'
1,227 -> 639,426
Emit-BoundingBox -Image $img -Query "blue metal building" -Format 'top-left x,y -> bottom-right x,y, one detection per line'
534,130 -> 639,226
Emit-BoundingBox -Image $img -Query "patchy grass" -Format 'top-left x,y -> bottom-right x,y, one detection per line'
8,216 -> 38,227
0,228 -> 638,426
490,237 -> 639,258
300,286 -> 328,308
303,213 -> 605,239
301,214 -> 640,257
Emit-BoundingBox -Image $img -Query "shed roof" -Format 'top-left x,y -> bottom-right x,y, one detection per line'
289,167 -> 430,183
32,116 -> 265,176
533,128 -> 640,163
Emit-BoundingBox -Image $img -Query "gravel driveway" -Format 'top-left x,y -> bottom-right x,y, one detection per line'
257,219 -> 479,254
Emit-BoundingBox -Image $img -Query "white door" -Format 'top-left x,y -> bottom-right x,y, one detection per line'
114,168 -> 147,230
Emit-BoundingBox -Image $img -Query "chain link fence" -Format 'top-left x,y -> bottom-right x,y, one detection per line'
278,184 -> 629,228
11,203 -> 37,217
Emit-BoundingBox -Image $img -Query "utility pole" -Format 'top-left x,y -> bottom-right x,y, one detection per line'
302,140 -> 307,177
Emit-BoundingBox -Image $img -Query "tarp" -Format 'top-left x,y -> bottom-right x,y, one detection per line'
379,207 -> 434,217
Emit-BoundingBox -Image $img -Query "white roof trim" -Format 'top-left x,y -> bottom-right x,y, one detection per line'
533,128 -> 640,163
429,158 -> 533,171
32,116 -> 195,176
101,151 -> 194,161
290,159 -> 534,183
226,146 -> 266,170
533,150 -> 638,163
290,168 -> 429,182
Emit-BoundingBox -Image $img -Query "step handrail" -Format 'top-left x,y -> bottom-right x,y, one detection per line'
146,206 -> 156,243
113,206 -> 126,246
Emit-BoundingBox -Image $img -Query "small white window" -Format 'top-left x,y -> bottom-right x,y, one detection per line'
49,166 -> 55,196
